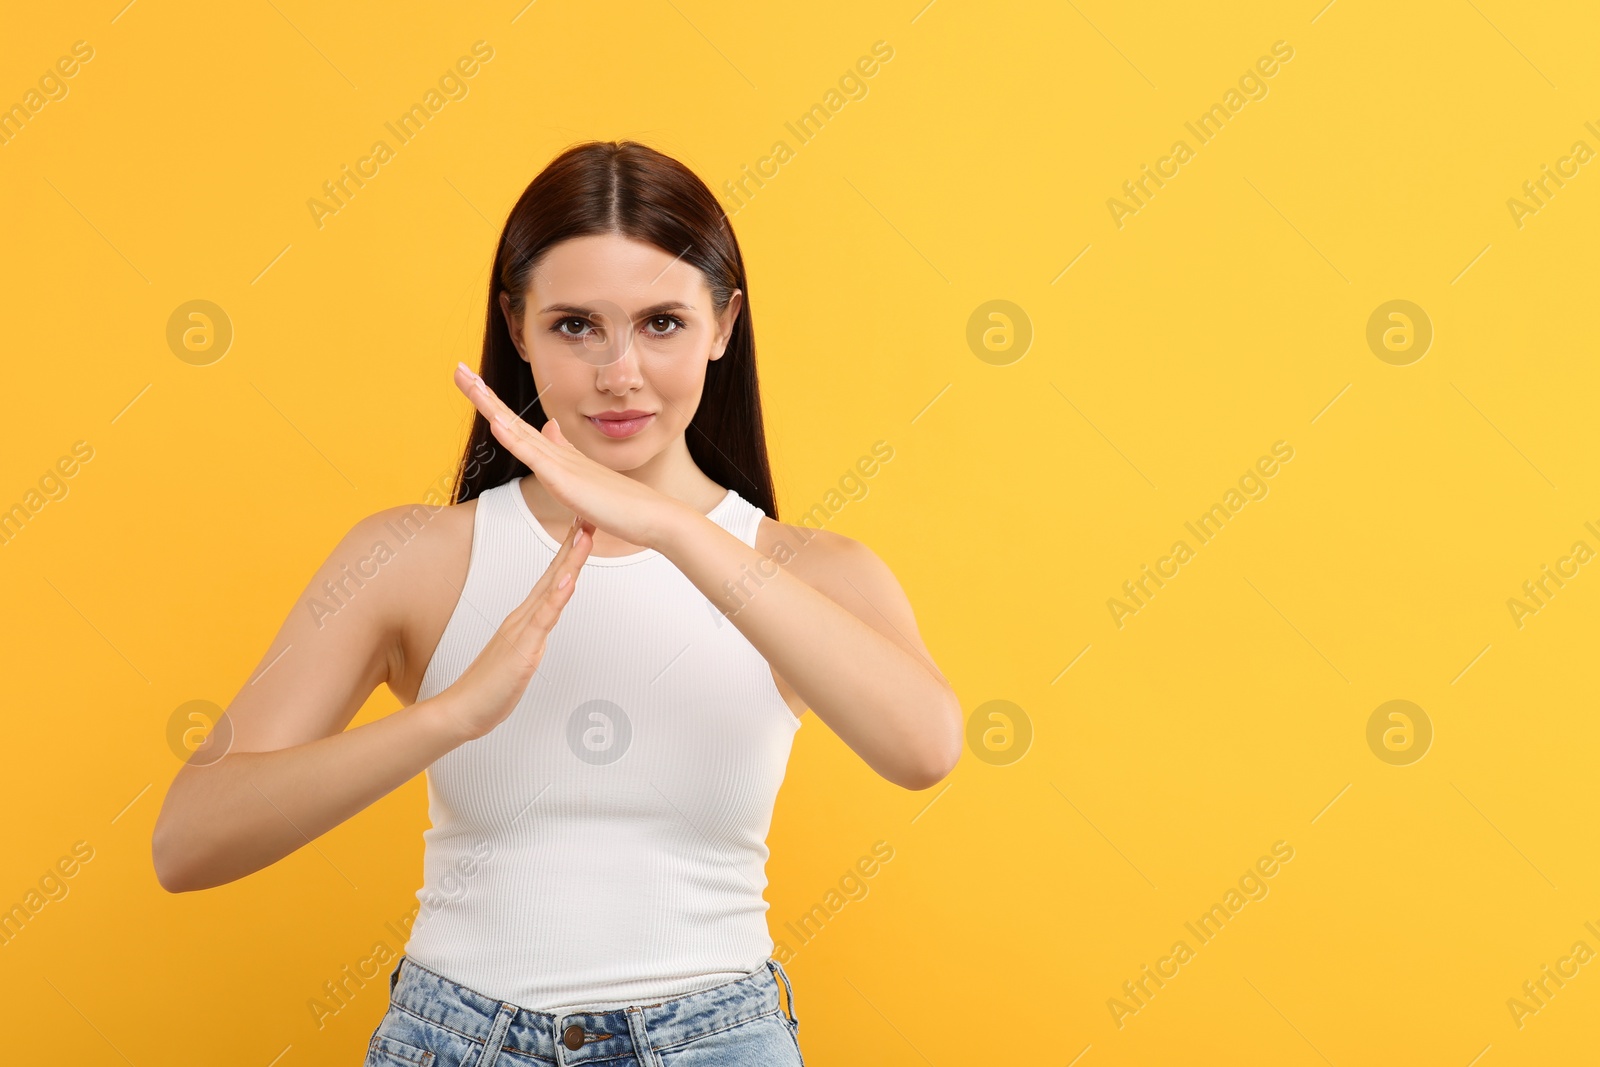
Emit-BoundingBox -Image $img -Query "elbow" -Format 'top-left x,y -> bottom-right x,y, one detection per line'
151,811 -> 204,894
898,691 -> 964,791
151,825 -> 188,894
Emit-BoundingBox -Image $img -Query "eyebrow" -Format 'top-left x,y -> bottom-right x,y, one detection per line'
537,301 -> 694,318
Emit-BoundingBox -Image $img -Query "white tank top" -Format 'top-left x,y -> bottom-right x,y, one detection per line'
403,476 -> 802,1014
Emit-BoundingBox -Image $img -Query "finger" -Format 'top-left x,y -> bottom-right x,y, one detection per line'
453,362 -> 553,459
519,529 -> 593,638
517,514 -> 586,607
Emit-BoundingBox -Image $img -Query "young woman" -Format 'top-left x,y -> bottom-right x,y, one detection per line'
152,140 -> 961,1066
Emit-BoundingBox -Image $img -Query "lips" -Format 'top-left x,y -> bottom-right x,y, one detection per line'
586,411 -> 655,439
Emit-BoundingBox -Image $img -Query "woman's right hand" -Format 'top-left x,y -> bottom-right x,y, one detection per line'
437,512 -> 594,743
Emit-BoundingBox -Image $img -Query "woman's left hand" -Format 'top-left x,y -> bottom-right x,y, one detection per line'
453,362 -> 685,548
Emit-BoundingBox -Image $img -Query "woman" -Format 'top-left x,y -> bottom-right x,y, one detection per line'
152,140 -> 962,1065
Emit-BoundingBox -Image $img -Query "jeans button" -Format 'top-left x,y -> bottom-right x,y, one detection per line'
562,1023 -> 585,1050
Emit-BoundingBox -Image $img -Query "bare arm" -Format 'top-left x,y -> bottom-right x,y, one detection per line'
657,507 -> 962,790
151,502 -> 591,892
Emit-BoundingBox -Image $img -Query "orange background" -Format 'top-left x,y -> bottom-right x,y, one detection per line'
3,1 -> 1598,1063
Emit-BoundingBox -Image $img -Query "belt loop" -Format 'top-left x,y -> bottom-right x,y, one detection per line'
469,1002 -> 517,1067
767,959 -> 797,1028
624,1005 -> 660,1067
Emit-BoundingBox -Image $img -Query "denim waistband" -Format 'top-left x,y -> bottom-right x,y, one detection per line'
385,954 -> 797,1063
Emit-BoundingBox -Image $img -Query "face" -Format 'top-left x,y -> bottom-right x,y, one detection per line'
499,232 -> 742,470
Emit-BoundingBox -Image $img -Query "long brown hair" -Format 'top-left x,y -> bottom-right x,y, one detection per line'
448,140 -> 777,519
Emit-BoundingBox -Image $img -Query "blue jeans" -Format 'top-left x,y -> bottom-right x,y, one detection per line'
363,955 -> 805,1066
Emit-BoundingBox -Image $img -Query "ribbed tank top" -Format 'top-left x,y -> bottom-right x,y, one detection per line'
403,476 -> 802,1014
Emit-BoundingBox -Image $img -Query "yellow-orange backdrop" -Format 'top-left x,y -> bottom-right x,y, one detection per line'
2,1 -> 1597,1063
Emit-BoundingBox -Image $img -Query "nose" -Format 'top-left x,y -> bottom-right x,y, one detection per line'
593,325 -> 643,395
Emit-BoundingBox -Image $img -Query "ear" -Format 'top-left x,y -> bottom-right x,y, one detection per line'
709,289 -> 743,361
499,290 -> 530,363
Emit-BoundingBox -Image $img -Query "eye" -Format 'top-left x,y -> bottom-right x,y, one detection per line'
644,314 -> 686,337
550,316 -> 593,339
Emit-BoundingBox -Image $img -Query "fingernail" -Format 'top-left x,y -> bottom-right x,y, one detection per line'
557,572 -> 572,589
493,412 -> 512,428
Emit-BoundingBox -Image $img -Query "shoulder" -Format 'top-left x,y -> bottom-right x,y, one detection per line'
341,493 -> 481,702
345,494 -> 479,575
753,516 -> 897,600
751,515 -> 944,681
316,495 -> 479,624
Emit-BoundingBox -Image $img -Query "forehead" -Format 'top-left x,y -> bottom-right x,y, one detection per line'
528,233 -> 705,305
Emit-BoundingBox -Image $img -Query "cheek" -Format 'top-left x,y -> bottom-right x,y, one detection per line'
650,351 -> 711,396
